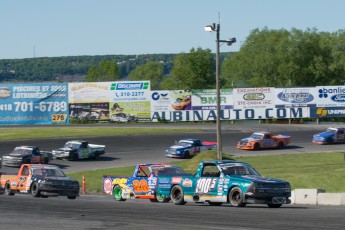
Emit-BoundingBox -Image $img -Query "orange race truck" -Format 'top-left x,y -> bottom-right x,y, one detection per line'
237,131 -> 291,150
0,164 -> 80,199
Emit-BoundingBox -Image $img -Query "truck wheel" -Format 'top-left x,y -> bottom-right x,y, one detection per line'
93,152 -> 99,160
72,153 -> 79,161
113,185 -> 126,201
170,185 -> 185,205
278,142 -> 284,149
267,203 -> 282,208
253,143 -> 260,151
5,182 -> 15,196
156,192 -> 170,203
30,182 -> 41,197
229,187 -> 246,207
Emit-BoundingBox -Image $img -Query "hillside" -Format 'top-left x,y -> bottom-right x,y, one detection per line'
0,53 -> 232,83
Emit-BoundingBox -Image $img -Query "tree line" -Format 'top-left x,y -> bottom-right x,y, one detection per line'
1,28 -> 345,90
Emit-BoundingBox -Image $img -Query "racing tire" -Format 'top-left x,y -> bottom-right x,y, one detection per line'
155,192 -> 171,203
184,151 -> 190,159
72,153 -> 79,161
67,196 -> 77,200
208,202 -> 223,206
93,152 -> 100,160
170,185 -> 185,205
5,182 -> 15,196
43,157 -> 49,164
278,142 -> 285,149
253,143 -> 260,151
30,182 -> 41,197
326,138 -> 333,145
267,203 -> 282,208
113,185 -> 126,201
229,187 -> 246,207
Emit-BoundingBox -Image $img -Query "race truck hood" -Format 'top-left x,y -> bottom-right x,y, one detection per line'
169,144 -> 190,150
314,132 -> 333,138
229,174 -> 288,183
53,147 -> 72,152
240,137 -> 257,143
8,153 -> 31,157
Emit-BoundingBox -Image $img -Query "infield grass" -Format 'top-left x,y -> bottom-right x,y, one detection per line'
67,150 -> 345,194
0,126 -> 198,140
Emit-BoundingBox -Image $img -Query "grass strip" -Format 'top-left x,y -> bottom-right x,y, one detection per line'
0,127 -> 198,140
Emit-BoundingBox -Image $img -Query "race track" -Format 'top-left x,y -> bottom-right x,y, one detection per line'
0,123 -> 343,173
0,193 -> 344,230
1,123 -> 345,229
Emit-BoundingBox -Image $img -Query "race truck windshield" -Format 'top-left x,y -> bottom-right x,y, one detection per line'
219,163 -> 261,176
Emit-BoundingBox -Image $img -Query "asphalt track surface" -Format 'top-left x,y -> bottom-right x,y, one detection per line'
1,123 -> 345,230
1,123 -> 344,173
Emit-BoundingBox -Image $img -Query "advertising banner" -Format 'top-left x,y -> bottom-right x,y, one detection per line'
151,90 -> 192,113
68,82 -> 110,103
109,81 -> 151,122
192,89 -> 233,110
310,106 -> 345,118
315,86 -> 345,107
0,83 -> 69,125
233,88 -> 274,109
151,107 -> 310,122
274,87 -> 317,108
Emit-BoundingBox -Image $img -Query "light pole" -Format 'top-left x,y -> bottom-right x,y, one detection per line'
205,22 -> 236,160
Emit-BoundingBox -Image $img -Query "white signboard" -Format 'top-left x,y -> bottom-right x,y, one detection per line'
315,86 -> 345,107
192,89 -> 233,110
233,87 -> 274,109
69,82 -> 110,103
274,87 -> 317,107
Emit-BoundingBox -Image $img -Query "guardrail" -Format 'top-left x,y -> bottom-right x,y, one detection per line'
291,189 -> 345,205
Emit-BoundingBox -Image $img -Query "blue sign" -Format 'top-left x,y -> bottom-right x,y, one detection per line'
0,83 -> 69,125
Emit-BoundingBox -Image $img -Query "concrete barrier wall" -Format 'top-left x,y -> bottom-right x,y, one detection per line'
291,189 -> 345,205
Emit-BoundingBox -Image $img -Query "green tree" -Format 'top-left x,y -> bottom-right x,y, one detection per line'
128,61 -> 164,90
85,60 -> 120,82
222,27 -> 345,88
85,65 -> 99,82
161,47 -> 215,90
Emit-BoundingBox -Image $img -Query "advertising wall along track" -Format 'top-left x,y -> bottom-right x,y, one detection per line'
0,83 -> 69,125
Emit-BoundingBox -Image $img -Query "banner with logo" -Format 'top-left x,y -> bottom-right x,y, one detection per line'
109,81 -> 151,122
274,87 -> 317,108
315,86 -> 345,107
233,88 -> 274,109
310,107 -> 345,118
0,83 -> 69,125
192,89 -> 233,110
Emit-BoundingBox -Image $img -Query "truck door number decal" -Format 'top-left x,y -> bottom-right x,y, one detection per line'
196,178 -> 217,194
133,179 -> 149,193
18,177 -> 27,187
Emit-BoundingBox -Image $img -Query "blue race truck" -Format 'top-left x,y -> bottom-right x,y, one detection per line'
165,139 -> 217,158
103,163 -> 191,203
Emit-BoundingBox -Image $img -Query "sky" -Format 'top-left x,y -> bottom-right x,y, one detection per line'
0,0 -> 344,59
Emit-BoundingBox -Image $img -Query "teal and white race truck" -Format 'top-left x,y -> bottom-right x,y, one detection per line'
157,160 -> 291,208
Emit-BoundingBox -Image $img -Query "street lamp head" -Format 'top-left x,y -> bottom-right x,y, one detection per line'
226,37 -> 236,46
204,23 -> 216,32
